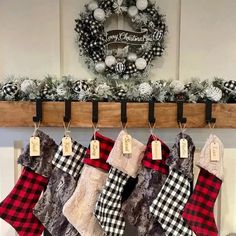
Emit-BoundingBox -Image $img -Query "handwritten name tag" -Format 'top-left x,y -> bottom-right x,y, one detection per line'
90,140 -> 100,159
211,142 -> 220,161
123,134 -> 132,154
30,137 -> 40,156
180,138 -> 188,159
62,137 -> 72,156
152,140 -> 162,160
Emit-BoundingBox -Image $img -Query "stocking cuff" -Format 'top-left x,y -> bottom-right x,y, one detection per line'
18,130 -> 58,177
142,135 -> 170,174
197,134 -> 224,180
107,131 -> 146,178
83,132 -> 115,172
52,140 -> 87,178
166,132 -> 195,181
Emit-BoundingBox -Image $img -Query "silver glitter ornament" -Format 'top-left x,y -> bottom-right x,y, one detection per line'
139,82 -> 153,96
105,55 -> 116,68
20,79 -> 36,94
87,1 -> 98,11
127,6 -> 138,17
170,80 -> 185,94
135,58 -> 147,70
95,62 -> 106,73
94,8 -> 105,21
136,0 -> 148,11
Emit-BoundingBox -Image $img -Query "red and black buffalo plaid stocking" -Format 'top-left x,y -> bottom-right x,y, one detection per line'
0,168 -> 48,236
94,130 -> 145,236
0,130 -> 57,236
63,132 -> 115,236
122,135 -> 170,236
182,134 -> 224,236
149,133 -> 195,236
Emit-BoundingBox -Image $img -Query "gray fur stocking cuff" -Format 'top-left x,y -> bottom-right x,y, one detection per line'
18,130 -> 58,177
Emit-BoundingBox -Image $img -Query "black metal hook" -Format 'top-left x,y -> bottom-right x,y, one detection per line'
92,100 -> 99,124
177,101 -> 187,124
33,99 -> 42,123
63,100 -> 71,123
205,100 -> 216,124
148,100 -> 156,125
121,100 -> 127,124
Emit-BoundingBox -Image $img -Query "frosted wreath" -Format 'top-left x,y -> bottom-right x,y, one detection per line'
75,0 -> 166,80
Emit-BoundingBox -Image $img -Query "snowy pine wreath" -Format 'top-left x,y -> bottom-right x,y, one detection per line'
75,0 -> 167,80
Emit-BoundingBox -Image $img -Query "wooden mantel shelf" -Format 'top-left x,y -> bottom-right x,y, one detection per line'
0,101 -> 236,128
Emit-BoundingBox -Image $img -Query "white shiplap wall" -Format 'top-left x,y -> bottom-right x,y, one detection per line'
0,0 -> 236,235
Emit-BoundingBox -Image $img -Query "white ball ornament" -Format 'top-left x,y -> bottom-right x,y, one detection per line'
94,8 -> 105,22
105,56 -> 116,68
128,6 -> 138,17
135,58 -> 147,70
87,1 -> 98,11
170,80 -> 185,94
136,0 -> 148,11
139,82 -> 153,96
20,79 -> 36,93
95,62 -> 106,73
127,53 -> 138,62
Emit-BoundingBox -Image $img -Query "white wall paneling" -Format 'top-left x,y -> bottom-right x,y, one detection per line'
0,147 -> 15,236
220,149 -> 236,235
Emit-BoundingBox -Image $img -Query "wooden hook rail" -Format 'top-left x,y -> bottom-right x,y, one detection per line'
0,101 -> 236,128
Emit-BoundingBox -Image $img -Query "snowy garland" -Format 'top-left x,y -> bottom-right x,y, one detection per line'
75,0 -> 166,80
0,76 -> 236,103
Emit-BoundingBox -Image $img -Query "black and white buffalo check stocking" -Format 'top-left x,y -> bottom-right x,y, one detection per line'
150,169 -> 194,236
94,167 -> 130,236
94,130 -> 145,236
150,133 -> 195,236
